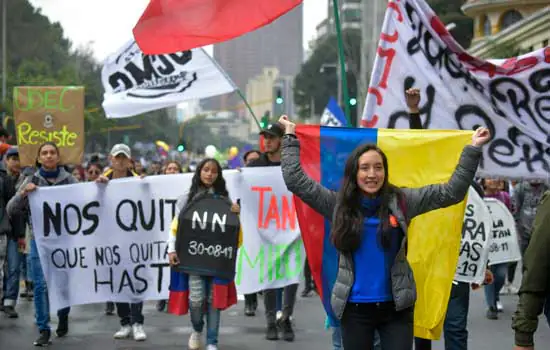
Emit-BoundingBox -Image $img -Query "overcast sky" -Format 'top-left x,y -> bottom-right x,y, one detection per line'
29,0 -> 328,62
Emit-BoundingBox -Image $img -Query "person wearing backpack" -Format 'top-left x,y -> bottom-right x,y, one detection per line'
6,142 -> 78,347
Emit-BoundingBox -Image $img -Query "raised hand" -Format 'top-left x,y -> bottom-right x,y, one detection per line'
471,127 -> 491,147
405,88 -> 421,113
278,115 -> 296,134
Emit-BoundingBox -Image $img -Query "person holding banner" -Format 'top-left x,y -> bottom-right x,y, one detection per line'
277,115 -> 490,349
96,143 -> 147,342
512,190 -> 550,350
6,142 -> 78,347
166,158 -> 242,350
481,178 -> 513,320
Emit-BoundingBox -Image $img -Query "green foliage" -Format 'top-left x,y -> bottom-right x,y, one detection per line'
293,29 -> 359,120
1,0 -> 181,151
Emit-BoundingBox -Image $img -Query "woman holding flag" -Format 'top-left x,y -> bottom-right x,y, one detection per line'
276,115 -> 490,349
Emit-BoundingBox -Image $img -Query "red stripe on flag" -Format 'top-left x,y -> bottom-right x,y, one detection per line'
133,0 -> 303,54
294,125 -> 325,300
168,291 -> 189,315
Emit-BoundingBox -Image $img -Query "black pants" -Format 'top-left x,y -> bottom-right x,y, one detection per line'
341,302 -> 413,350
116,302 -> 144,326
264,284 -> 298,324
303,259 -> 314,290
244,293 -> 257,308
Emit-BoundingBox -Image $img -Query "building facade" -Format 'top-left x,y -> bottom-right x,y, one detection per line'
207,4 -> 303,115
316,0 -> 362,40
462,0 -> 550,57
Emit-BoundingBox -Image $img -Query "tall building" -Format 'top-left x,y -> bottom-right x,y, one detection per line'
462,0 -> 550,57
316,0 -> 362,40
245,67 -> 296,131
208,4 -> 303,115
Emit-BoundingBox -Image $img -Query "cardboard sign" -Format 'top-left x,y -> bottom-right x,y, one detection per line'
176,194 -> 240,280
485,198 -> 522,265
454,188 -> 492,284
13,86 -> 85,166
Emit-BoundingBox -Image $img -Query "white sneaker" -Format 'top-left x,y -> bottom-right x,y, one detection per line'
496,301 -> 503,312
114,325 -> 132,339
133,324 -> 147,341
276,311 -> 282,321
206,345 -> 219,350
188,331 -> 202,350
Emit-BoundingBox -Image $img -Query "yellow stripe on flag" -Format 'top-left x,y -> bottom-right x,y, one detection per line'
377,128 -> 473,339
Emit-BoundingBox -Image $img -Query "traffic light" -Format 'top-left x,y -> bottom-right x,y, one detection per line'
177,139 -> 186,152
275,88 -> 283,105
260,111 -> 270,128
349,97 -> 357,106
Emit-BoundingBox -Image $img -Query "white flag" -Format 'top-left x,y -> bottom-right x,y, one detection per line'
361,0 -> 550,180
101,40 -> 236,118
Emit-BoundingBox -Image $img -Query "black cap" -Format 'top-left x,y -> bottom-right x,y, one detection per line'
259,122 -> 284,138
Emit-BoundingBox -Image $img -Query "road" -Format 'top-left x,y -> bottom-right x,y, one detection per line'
1,288 -> 549,349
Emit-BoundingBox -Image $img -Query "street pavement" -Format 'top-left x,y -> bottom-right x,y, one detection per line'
1,287 -> 549,349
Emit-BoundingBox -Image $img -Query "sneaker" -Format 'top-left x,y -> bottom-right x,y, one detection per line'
206,345 -> 219,350
34,330 -> 51,347
244,304 -> 255,317
280,318 -> 295,342
188,331 -> 202,349
105,302 -> 115,316
133,324 -> 147,341
113,325 -> 132,339
56,315 -> 69,337
496,301 -> 503,312
486,307 -> 498,320
301,288 -> 313,297
276,311 -> 282,321
266,323 -> 278,341
3,306 -> 19,318
156,300 -> 166,312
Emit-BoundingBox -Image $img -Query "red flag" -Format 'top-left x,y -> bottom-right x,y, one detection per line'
133,0 -> 302,54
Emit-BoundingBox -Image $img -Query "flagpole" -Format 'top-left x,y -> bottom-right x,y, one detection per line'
236,89 -> 262,131
332,0 -> 352,126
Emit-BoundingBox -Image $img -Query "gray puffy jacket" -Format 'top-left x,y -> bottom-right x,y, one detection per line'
280,135 -> 482,319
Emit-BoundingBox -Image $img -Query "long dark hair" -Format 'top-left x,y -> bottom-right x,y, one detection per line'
35,142 -> 60,168
186,158 -> 229,206
331,144 -> 401,253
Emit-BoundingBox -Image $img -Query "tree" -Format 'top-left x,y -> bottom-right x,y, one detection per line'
293,29 -> 360,121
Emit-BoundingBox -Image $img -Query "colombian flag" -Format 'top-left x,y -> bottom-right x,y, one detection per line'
294,125 -> 473,339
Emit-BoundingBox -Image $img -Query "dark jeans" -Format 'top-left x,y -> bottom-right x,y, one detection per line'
484,263 -> 507,309
264,284 -> 298,324
507,262 -> 517,284
303,258 -> 314,290
244,293 -> 257,309
116,302 -> 144,326
444,282 -> 470,350
341,302 -> 413,350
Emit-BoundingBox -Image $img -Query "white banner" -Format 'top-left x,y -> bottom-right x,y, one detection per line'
235,168 -> 305,294
454,188 -> 492,284
485,198 -> 522,265
101,40 -> 236,118
29,169 -> 301,310
362,0 -> 550,179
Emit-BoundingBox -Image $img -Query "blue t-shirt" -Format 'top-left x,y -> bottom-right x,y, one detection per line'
348,199 -> 402,303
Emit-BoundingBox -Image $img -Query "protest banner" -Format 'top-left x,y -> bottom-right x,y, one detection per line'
13,86 -> 85,167
485,198 -> 522,265
29,169 -> 301,310
235,167 -> 305,294
454,187 -> 492,284
175,194 -> 240,280
361,0 -> 550,179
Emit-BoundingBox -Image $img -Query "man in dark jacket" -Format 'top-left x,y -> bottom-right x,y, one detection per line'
248,122 -> 297,342
512,190 -> 550,350
1,147 -> 24,318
